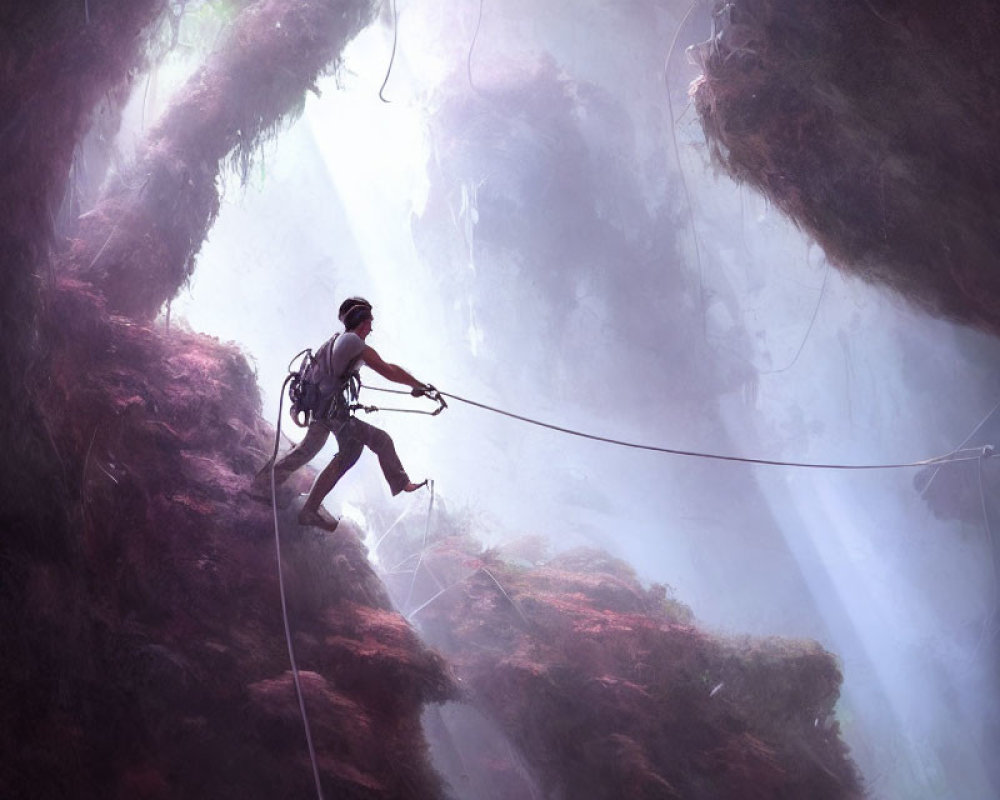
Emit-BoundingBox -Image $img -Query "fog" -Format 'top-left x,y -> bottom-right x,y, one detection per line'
120,2 -> 1000,797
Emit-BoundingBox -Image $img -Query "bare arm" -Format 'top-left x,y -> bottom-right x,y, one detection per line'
361,345 -> 423,390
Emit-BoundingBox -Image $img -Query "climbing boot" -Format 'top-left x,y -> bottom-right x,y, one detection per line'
298,507 -> 339,532
247,470 -> 294,508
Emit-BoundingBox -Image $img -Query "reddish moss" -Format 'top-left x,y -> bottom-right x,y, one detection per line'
399,537 -> 861,799
5,275 -> 453,798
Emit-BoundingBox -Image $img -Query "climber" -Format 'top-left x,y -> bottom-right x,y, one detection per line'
252,296 -> 432,532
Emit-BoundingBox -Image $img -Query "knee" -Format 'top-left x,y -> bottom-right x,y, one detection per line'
367,427 -> 395,454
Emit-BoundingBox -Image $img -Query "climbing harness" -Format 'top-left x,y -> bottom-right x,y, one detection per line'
665,0 -> 708,339
284,336 -> 368,428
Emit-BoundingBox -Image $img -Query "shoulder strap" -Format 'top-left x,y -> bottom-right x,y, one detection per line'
324,332 -> 339,375
309,332 -> 338,378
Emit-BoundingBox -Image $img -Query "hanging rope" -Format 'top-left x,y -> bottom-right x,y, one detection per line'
360,384 -> 994,471
404,480 -> 436,610
378,0 -> 399,103
407,570 -> 469,620
268,374 -> 325,800
664,0 -> 708,338
371,490 -> 426,555
467,0 -> 485,92
760,256 -> 831,376
977,453 -> 999,639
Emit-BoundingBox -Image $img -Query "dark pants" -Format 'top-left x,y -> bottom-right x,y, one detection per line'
268,416 -> 410,495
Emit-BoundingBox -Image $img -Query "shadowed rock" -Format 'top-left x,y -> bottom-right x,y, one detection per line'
691,0 -> 1000,337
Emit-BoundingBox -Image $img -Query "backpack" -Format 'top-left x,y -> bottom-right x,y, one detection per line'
286,334 -> 361,427
287,347 -> 322,428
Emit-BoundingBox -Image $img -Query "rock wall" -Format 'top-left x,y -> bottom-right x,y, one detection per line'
691,0 -> 1000,336
1,2 -> 453,798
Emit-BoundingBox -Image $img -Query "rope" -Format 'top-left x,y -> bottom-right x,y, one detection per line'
664,0 -> 708,338
350,383 -> 447,416
407,565 -> 526,623
977,452 -> 999,639
371,491 -> 425,555
407,572 -> 468,620
269,374 -> 325,800
760,258 -> 830,376
378,0 -> 398,103
404,479 -> 436,610
467,0 -> 485,92
361,384 -> 993,471
479,565 -> 530,627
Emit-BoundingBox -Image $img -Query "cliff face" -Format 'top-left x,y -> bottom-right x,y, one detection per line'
2,2 -> 452,798
691,0 -> 1000,336
1,1 -> 867,797
0,0 -> 166,597
4,276 -> 455,800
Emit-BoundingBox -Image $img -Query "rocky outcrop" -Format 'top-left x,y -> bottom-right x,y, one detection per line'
2,1 -> 452,797
380,530 -> 863,799
1,277 -> 455,799
691,0 -> 1000,337
0,0 -> 168,604
66,0 -> 379,320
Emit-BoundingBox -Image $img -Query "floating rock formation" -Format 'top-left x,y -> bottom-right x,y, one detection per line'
691,0 -> 1000,336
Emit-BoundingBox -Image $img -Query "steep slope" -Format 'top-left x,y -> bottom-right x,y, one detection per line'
2,276 -> 455,799
2,1 -> 455,797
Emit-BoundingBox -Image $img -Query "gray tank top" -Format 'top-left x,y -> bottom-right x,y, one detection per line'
315,331 -> 365,397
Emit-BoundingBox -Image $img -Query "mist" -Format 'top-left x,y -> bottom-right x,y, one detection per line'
112,2 -> 1000,797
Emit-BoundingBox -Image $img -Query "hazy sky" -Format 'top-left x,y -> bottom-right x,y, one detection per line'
123,3 -> 1000,797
